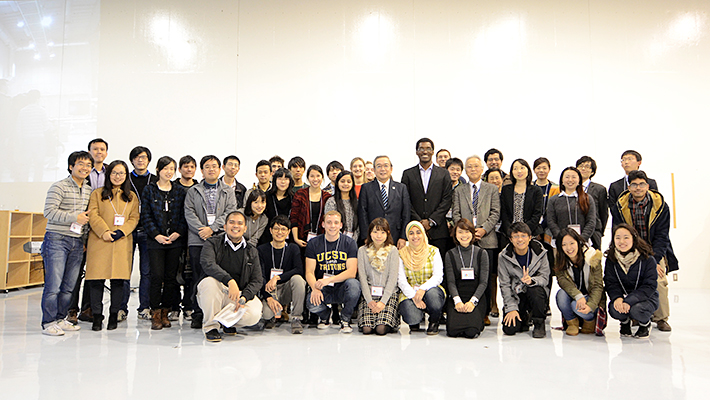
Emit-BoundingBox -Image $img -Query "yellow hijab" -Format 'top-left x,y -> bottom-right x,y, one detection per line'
399,221 -> 430,271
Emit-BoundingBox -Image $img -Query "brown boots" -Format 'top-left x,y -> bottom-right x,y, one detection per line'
565,319 -> 579,336
580,319 -> 595,334
151,309 -> 172,330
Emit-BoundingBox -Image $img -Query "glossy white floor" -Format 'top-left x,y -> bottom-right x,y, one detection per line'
1,287 -> 709,400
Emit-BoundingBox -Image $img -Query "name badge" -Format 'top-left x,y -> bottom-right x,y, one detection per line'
569,224 -> 581,235
344,231 -> 354,238
114,215 -> 125,226
207,213 -> 216,225
307,232 -> 317,242
70,222 -> 83,234
371,286 -> 384,297
461,269 -> 474,280
323,273 -> 335,286
472,216 -> 477,227
270,269 -> 283,280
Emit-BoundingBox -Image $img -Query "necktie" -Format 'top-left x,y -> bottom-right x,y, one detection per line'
381,184 -> 389,209
472,184 -> 479,216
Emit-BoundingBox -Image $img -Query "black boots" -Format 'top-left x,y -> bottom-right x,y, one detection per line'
107,313 -> 118,330
92,314 -> 104,331
532,317 -> 546,338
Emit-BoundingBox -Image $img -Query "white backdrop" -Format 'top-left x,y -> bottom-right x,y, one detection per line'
0,0 -> 707,287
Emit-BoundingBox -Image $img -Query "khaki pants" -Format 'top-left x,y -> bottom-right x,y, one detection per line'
652,258 -> 670,323
262,275 -> 306,320
197,277 -> 263,333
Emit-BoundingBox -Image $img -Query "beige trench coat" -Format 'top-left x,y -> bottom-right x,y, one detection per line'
86,188 -> 140,280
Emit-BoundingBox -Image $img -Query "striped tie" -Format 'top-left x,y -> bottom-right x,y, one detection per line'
472,184 -> 479,216
381,184 -> 389,209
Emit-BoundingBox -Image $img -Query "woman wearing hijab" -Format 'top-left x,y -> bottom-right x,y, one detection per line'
397,221 -> 445,335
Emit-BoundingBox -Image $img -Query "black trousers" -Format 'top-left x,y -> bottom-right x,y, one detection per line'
148,246 -> 182,310
502,285 -> 548,336
188,246 -> 204,317
88,279 -> 124,316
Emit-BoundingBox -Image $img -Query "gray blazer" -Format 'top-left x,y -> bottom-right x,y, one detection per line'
452,180 -> 500,249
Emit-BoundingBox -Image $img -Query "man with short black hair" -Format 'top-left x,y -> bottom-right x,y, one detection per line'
221,155 -> 247,208
175,155 -> 199,189
305,211 -> 360,333
607,150 -> 658,210
324,160 -> 344,195
288,156 -> 308,193
257,215 -> 306,333
40,151 -> 94,335
197,211 -> 263,342
125,146 -> 158,321
185,155 -> 239,328
245,160 -> 272,201
498,222 -> 550,338
610,170 -> 678,332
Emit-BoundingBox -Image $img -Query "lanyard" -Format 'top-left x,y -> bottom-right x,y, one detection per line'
308,193 -> 323,234
325,235 -> 341,255
457,246 -> 475,270
129,172 -> 151,205
109,194 -> 129,216
614,260 -> 642,297
564,195 -> 578,225
271,244 -> 285,270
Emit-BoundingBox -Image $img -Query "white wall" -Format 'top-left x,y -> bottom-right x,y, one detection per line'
0,0 -> 707,287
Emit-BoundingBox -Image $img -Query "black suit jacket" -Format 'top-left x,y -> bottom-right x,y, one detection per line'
358,179 -> 411,242
401,164 -> 453,241
500,184 -> 544,237
586,181 -> 609,249
607,176 -> 657,211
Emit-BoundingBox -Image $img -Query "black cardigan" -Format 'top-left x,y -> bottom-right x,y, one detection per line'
500,184 -> 544,237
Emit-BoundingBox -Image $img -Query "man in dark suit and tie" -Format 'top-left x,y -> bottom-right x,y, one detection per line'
401,138 -> 453,256
358,156 -> 411,249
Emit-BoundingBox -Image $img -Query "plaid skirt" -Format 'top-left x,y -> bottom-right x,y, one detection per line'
357,290 -> 401,330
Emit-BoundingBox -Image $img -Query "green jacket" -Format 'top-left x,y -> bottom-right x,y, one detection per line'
555,248 -> 606,311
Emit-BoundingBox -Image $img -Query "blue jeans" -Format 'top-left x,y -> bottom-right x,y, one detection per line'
555,289 -> 595,321
40,231 -> 84,327
306,278 -> 361,322
399,286 -> 445,325
121,230 -> 150,312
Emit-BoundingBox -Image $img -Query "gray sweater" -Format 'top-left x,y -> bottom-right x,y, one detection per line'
357,245 -> 400,304
546,193 -> 597,242
43,176 -> 92,238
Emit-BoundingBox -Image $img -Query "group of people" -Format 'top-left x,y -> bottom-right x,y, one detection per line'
38,137 -> 678,342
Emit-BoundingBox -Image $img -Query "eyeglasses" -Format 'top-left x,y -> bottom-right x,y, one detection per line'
417,147 -> 434,153
134,155 -> 149,161
110,171 -> 126,177
272,226 -> 289,233
629,183 -> 648,189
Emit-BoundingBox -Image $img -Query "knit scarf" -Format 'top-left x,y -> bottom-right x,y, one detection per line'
614,249 -> 640,274
366,244 -> 393,273
399,221 -> 429,271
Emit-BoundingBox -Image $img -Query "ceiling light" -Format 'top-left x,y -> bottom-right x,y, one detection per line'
41,16 -> 52,26
34,53 -> 41,60
17,21 -> 25,28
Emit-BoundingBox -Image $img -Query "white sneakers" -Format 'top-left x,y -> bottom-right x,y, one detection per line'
42,319 -> 80,336
138,309 -> 152,320
57,319 -> 81,331
339,322 -> 353,334
117,310 -> 127,322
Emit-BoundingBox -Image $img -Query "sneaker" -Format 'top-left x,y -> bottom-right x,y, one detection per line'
168,311 -> 180,321
42,323 -> 65,336
67,310 -> 79,325
57,319 -> 81,331
620,320 -> 632,337
291,319 -> 304,334
117,310 -> 127,323
317,319 -> 330,330
409,324 -> 423,332
340,321 -> 353,334
426,321 -> 440,336
222,326 -> 237,336
205,329 -> 222,342
191,315 -> 203,329
138,309 -> 151,320
634,323 -> 651,339
184,310 -> 193,321
264,317 -> 276,329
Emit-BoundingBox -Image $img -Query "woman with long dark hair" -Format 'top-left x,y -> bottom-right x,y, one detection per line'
554,227 -> 605,336
547,166 -> 597,245
85,160 -> 140,331
261,168 -> 294,245
290,165 -> 332,248
324,170 -> 359,240
499,159 -> 544,242
242,188 -> 268,247
604,223 -> 658,339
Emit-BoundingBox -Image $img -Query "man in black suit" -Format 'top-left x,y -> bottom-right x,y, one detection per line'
358,155 -> 411,249
576,156 -> 608,250
607,150 -> 657,210
401,138 -> 453,256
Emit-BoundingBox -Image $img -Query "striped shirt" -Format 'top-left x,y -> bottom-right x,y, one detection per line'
43,175 -> 92,237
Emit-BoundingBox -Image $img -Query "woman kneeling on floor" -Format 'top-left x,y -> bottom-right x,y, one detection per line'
554,227 -> 605,336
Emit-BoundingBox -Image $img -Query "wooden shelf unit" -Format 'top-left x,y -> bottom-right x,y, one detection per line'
1,211 -> 47,290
